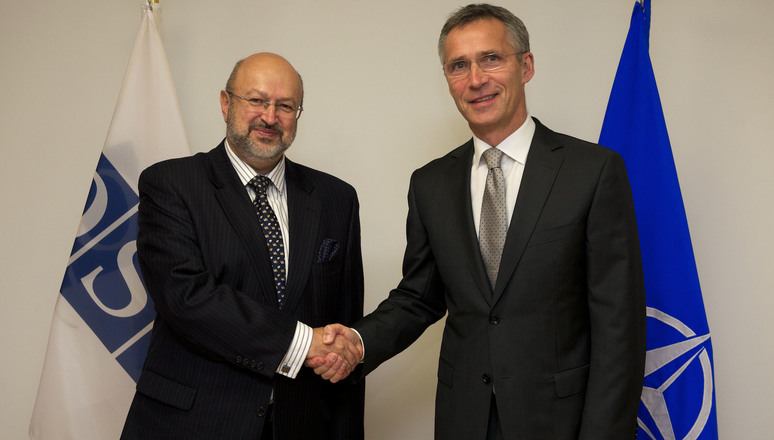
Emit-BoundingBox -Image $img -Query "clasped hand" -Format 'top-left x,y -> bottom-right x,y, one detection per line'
305,324 -> 361,383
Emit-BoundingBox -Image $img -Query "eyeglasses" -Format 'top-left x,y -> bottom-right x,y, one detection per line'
443,52 -> 522,78
227,91 -> 303,119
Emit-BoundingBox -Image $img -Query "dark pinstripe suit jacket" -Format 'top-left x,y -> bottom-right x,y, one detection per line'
121,142 -> 364,440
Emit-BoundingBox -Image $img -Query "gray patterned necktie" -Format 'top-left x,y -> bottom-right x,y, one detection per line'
479,148 -> 507,290
248,175 -> 287,309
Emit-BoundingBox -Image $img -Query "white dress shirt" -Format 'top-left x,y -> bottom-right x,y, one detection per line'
470,116 -> 535,235
225,140 -> 312,379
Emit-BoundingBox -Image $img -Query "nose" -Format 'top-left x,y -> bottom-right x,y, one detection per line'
260,103 -> 278,125
468,63 -> 488,88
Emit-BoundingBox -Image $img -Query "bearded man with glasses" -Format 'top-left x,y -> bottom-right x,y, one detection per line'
312,4 -> 646,439
121,52 -> 365,440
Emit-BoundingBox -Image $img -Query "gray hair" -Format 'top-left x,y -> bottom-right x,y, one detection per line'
225,58 -> 245,94
438,3 -> 530,62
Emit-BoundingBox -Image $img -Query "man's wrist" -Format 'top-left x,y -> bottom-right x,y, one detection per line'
350,328 -> 365,362
277,321 -> 313,378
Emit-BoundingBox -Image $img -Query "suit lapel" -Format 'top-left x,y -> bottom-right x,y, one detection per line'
447,141 -> 494,304
492,119 -> 564,302
206,143 -> 278,306
281,159 -> 320,313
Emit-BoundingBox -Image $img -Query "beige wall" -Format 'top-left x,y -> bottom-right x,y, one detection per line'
2,0 -> 773,438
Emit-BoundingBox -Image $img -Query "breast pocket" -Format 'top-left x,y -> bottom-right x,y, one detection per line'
527,222 -> 583,248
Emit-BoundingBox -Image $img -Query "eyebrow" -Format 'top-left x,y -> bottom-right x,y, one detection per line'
243,90 -> 298,105
447,50 -> 502,62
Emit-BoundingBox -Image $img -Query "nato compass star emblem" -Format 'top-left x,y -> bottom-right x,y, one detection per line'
637,307 -> 714,440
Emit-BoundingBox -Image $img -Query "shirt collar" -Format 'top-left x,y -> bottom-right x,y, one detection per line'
472,115 -> 535,167
224,138 -> 286,194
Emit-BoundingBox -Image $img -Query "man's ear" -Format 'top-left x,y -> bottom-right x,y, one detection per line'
521,52 -> 535,84
219,90 -> 230,122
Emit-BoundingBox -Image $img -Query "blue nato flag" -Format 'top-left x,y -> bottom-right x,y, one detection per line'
599,1 -> 719,438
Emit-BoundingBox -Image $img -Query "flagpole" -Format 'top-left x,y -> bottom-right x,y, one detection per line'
148,0 -> 162,39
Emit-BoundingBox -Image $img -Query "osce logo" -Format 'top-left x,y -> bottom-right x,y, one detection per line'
60,154 -> 154,381
637,307 -> 714,440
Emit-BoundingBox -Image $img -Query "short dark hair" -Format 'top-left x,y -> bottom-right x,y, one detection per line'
438,4 -> 530,62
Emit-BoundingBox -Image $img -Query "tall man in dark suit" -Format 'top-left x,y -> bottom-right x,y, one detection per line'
313,4 -> 646,439
121,52 -> 365,440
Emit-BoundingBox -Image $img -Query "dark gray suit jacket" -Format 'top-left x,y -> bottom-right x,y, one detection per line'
355,118 -> 646,439
121,142 -> 364,439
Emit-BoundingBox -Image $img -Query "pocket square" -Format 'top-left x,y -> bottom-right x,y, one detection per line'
316,238 -> 340,263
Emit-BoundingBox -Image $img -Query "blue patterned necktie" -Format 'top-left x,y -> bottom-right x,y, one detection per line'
248,175 -> 286,309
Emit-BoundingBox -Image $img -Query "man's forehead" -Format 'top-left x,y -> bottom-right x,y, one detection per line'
443,19 -> 512,60
235,69 -> 301,100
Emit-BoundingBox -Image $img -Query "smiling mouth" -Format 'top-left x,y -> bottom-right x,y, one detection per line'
471,94 -> 497,104
254,128 -> 277,136
250,123 -> 282,138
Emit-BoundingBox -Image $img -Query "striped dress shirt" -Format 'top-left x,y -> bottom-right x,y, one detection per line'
224,140 -> 312,379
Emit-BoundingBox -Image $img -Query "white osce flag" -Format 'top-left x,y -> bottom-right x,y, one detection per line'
29,4 -> 190,439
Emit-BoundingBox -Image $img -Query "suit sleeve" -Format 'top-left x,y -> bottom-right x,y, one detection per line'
137,165 -> 297,378
580,152 -> 647,438
343,193 -> 365,324
355,174 -> 447,376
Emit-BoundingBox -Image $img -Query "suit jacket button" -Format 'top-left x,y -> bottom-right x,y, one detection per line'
257,406 -> 266,417
489,315 -> 500,325
482,374 -> 491,384
242,358 -> 250,366
257,362 -> 264,371
250,360 -> 256,368
236,356 -> 243,363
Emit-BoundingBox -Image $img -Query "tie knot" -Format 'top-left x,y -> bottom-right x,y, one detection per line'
482,148 -> 504,170
248,175 -> 272,195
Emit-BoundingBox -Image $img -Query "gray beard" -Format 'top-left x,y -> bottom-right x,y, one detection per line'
226,119 -> 294,163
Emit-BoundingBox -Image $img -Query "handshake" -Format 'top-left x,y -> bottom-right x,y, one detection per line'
304,324 -> 361,383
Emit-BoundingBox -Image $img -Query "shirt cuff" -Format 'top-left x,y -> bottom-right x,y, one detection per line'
351,328 -> 365,363
276,321 -> 313,379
